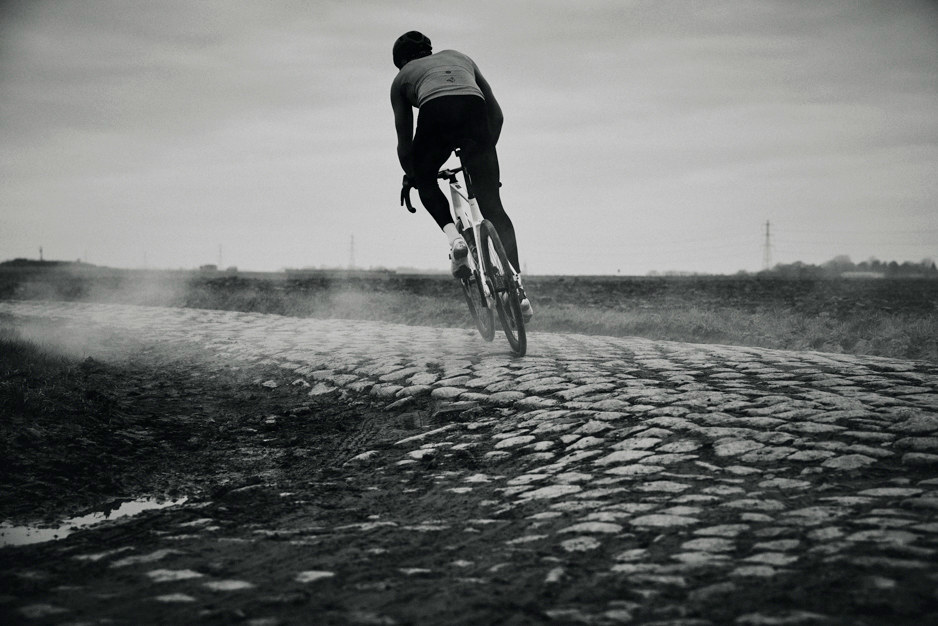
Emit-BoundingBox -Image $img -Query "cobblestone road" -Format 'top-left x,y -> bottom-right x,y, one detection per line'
2,301 -> 938,624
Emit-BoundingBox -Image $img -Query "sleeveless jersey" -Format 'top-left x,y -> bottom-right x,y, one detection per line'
392,49 -> 484,108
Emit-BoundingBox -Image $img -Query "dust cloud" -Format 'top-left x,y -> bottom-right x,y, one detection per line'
2,266 -> 196,363
11,266 -> 190,308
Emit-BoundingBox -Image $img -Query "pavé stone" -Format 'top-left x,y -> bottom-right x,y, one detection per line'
735,610 -> 829,625
857,487 -> 923,497
846,529 -> 919,544
780,422 -> 848,434
753,539 -> 800,551
153,594 -> 197,603
605,464 -> 665,476
111,549 -> 182,568
396,385 -> 432,398
507,473 -> 547,486
740,447 -> 798,463
506,535 -> 548,546
561,536 -> 602,552
640,453 -> 699,465
694,524 -> 750,537
853,516 -> 915,528
566,436 -> 605,450
532,421 -> 578,434
757,480 -> 810,493
844,431 -> 895,443
408,372 -> 439,386
489,391 -> 526,404
594,450 -> 655,465
902,452 -> 938,466
520,485 -> 583,500
661,505 -> 703,516
380,367 -> 424,382
894,413 -> 938,433
731,565 -> 778,578
806,527 -> 844,541
844,444 -> 893,458
307,382 -> 338,396
430,387 -> 465,399
296,571 -> 335,583
657,440 -> 703,453
783,507 -> 845,527
204,580 -> 255,591
494,435 -> 536,449
722,499 -> 786,512
713,440 -> 764,457
821,454 -> 877,470
575,420 -> 613,435
702,485 -> 747,496
787,449 -> 836,462
610,437 -> 661,450
682,537 -> 735,552
895,436 -> 938,451
551,500 -> 605,511
634,481 -> 691,493
630,514 -> 699,527
560,522 -> 623,534
549,450 -> 604,467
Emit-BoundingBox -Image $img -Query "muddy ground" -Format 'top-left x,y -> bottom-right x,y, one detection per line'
0,332 -> 382,526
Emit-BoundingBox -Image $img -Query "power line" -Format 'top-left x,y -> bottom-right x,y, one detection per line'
763,220 -> 772,271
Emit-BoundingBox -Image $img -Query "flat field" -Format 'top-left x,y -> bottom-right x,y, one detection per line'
2,265 -> 936,362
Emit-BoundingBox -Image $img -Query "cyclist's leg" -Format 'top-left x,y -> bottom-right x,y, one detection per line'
458,100 -> 521,272
464,146 -> 520,272
412,101 -> 455,230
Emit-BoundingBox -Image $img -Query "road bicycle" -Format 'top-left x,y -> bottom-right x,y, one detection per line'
402,150 -> 527,356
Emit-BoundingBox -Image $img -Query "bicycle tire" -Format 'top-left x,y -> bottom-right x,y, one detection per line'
461,272 -> 495,341
479,219 -> 526,356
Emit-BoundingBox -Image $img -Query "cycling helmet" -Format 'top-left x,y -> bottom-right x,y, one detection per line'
393,31 -> 432,69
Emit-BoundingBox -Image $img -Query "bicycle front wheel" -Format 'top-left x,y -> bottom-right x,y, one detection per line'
461,272 -> 495,341
479,219 -> 526,356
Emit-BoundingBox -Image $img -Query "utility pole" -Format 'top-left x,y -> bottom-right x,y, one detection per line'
348,235 -> 356,269
39,246 -> 43,262
762,220 -> 772,271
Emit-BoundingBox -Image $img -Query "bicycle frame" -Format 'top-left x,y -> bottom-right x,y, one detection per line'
441,151 -> 525,306
439,167 -> 494,307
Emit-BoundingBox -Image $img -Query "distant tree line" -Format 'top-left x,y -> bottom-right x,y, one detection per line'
765,255 -> 937,278
0,258 -> 79,267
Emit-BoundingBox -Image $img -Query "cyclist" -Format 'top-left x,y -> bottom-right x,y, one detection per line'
390,31 -> 533,322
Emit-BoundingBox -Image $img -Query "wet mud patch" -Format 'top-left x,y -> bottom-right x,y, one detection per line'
0,332 -> 423,530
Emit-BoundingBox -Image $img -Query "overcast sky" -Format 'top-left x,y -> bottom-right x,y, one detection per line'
2,0 -> 936,275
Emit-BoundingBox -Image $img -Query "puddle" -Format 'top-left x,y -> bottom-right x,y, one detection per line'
0,497 -> 188,547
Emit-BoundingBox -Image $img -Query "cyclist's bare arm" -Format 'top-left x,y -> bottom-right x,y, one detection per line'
390,84 -> 415,176
473,66 -> 503,144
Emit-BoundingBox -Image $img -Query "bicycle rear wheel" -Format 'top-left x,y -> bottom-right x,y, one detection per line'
461,272 -> 495,341
479,219 -> 526,356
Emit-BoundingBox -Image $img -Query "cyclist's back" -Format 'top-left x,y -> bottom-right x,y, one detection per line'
392,50 -> 484,108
